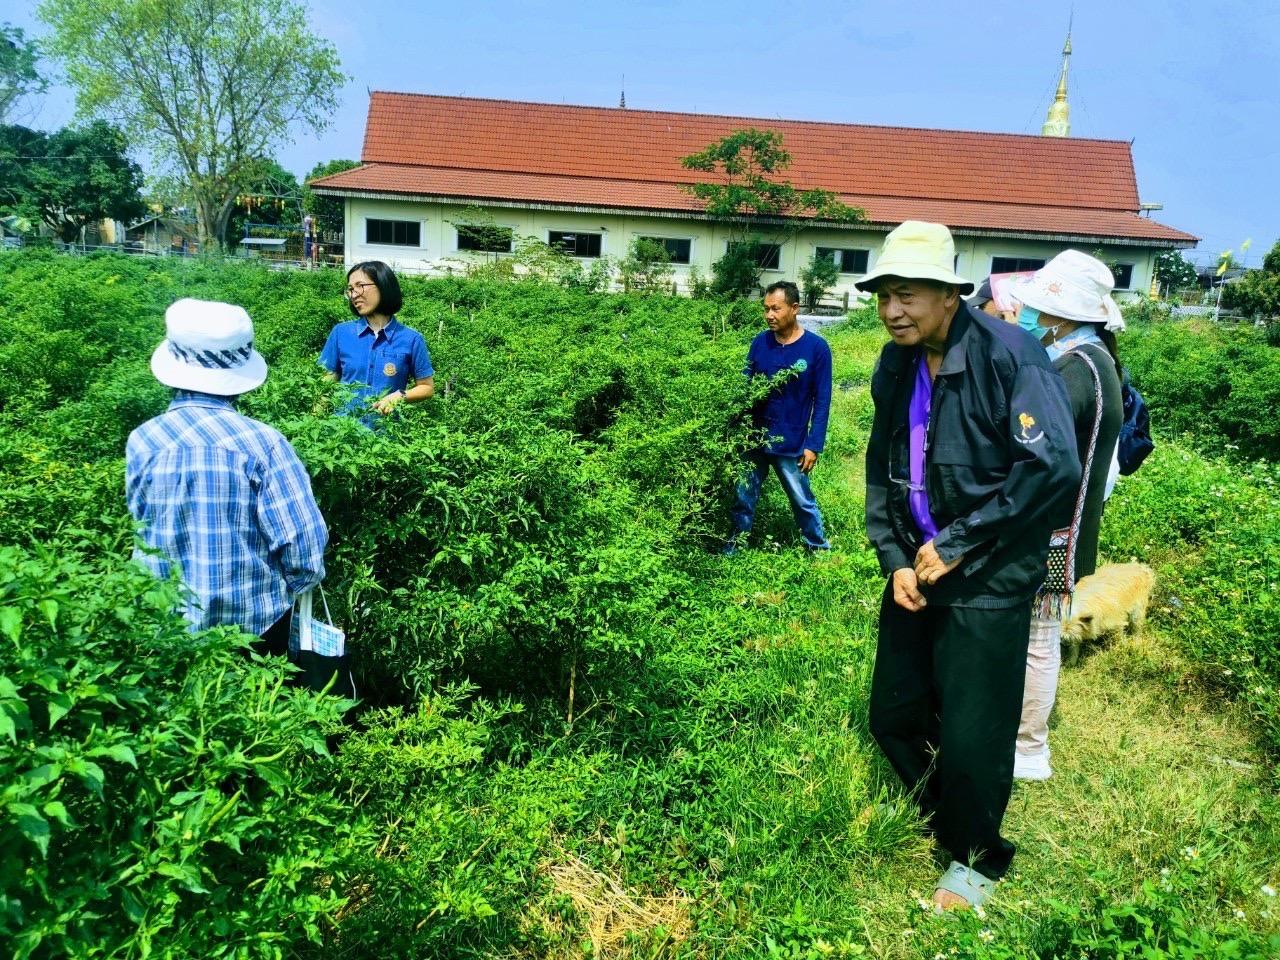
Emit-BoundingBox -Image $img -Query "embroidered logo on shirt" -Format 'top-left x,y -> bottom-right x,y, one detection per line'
1016,411 -> 1045,444
383,362 -> 397,377
793,358 -> 808,372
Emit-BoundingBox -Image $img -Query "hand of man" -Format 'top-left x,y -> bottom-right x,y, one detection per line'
913,540 -> 962,587
798,449 -> 818,474
891,567 -> 927,612
373,391 -> 404,416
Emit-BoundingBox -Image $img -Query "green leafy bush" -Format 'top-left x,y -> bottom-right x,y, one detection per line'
1121,317 -> 1280,461
0,540 -> 363,958
2,251 -> 1275,957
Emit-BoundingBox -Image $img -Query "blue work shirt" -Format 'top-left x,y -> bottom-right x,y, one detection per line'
318,317 -> 434,412
744,329 -> 833,456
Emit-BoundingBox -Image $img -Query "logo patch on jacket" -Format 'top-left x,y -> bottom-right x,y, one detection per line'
1016,412 -> 1045,444
383,362 -> 397,377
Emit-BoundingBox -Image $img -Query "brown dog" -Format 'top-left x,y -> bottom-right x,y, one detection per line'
1062,562 -> 1156,666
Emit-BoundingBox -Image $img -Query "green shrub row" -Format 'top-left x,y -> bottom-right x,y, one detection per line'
1121,314 -> 1280,462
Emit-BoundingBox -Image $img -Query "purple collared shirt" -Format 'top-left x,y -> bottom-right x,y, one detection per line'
908,353 -> 940,541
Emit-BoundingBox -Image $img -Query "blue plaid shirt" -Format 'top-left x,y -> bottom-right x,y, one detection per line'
125,392 -> 328,636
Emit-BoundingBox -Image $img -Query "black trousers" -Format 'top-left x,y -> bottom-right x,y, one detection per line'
254,610 -> 292,658
868,582 -> 1030,879
252,609 -> 356,699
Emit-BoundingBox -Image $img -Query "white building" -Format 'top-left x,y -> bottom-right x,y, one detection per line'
311,83 -> 1196,300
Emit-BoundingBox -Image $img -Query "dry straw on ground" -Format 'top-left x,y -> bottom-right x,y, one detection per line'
538,847 -> 693,958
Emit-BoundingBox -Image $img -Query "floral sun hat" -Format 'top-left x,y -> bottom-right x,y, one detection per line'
1010,250 -> 1125,331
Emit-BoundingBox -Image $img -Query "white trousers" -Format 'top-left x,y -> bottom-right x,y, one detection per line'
1014,615 -> 1061,780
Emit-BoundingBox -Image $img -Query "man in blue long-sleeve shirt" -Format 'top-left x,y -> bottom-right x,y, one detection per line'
726,281 -> 833,553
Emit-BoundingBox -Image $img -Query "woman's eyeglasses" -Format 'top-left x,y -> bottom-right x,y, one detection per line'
344,281 -> 375,298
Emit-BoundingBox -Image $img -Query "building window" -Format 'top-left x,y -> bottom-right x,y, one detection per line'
549,230 -> 603,258
457,224 -> 513,253
815,246 -> 869,274
638,236 -> 692,264
990,256 -> 1045,274
728,241 -> 782,270
366,218 -> 421,247
1112,263 -> 1134,290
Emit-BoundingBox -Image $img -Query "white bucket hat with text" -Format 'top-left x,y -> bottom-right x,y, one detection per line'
1010,250 -> 1126,332
150,298 -> 268,395
854,220 -> 975,294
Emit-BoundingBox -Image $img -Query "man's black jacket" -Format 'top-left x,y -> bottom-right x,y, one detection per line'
865,302 -> 1081,607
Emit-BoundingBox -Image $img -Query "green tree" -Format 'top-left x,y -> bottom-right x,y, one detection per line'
799,250 -> 841,310
618,237 -> 674,294
1154,249 -> 1198,297
0,121 -> 144,242
38,0 -> 345,253
680,128 -> 863,298
1263,239 -> 1280,275
1222,239 -> 1280,339
0,25 -> 46,123
302,157 -> 359,237
223,156 -> 300,248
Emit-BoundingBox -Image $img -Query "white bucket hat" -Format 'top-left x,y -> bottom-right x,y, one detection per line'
150,298 -> 268,395
855,221 -> 974,294
1010,250 -> 1125,331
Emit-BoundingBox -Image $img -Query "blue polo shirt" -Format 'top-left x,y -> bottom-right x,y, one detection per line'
318,317 -> 434,411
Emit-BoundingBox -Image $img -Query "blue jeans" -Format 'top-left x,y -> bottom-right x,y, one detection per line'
730,452 -> 830,550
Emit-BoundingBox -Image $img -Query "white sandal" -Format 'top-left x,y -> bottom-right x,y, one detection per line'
933,860 -> 996,913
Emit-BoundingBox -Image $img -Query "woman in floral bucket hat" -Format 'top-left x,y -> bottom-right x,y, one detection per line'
1008,250 -> 1125,781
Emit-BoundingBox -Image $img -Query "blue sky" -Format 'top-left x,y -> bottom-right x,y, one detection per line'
10,0 -> 1278,266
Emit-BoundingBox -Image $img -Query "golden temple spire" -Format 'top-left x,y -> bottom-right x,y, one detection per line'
1042,25 -> 1072,137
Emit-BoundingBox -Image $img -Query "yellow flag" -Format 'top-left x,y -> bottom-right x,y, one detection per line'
1241,238 -> 1252,252
1217,260 -> 1230,277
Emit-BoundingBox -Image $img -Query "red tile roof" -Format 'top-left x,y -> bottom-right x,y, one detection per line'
311,93 -> 1197,245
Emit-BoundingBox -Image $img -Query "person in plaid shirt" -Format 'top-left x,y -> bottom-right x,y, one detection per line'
126,298 -> 328,654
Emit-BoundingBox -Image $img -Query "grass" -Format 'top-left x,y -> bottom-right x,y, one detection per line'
474,323 -> 1280,958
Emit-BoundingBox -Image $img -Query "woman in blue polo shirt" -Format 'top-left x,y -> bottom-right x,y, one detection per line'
320,261 -> 434,418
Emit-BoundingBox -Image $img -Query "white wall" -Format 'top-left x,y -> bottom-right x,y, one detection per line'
341,197 -> 1169,301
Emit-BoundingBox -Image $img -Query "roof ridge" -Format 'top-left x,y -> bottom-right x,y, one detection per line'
368,90 -> 1133,147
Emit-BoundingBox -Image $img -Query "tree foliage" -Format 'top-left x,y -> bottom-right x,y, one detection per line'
799,250 -> 841,310
1154,249 -> 1198,296
0,121 -> 145,241
680,129 -> 862,227
1221,239 -> 1280,337
618,237 -> 674,294
223,156 -> 300,248
38,0 -> 345,252
681,129 -> 863,297
302,157 -> 359,236
0,24 -> 46,124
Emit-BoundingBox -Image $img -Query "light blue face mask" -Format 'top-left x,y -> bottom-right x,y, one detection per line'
1017,305 -> 1043,334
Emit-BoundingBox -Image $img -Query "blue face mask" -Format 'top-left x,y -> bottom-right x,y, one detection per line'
1017,305 -> 1043,334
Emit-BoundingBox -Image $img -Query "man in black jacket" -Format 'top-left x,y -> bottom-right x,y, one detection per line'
859,222 -> 1080,911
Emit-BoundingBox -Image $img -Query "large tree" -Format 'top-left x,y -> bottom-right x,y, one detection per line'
680,129 -> 863,298
0,25 -> 47,124
0,121 -> 145,241
38,0 -> 345,253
